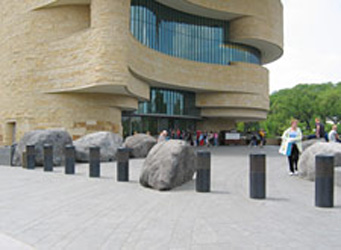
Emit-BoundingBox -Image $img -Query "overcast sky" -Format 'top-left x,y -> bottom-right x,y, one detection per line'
266,0 -> 341,93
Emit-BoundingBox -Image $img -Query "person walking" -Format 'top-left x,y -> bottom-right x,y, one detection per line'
328,125 -> 340,143
279,119 -> 303,176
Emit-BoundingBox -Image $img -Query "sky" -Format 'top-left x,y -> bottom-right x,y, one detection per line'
266,0 -> 341,93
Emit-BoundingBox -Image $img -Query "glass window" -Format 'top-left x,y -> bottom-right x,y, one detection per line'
134,87 -> 200,118
130,0 -> 261,65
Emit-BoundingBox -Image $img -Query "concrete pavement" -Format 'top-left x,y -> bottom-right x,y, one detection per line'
0,146 -> 340,249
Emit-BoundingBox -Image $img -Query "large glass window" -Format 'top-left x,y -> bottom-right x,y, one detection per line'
130,0 -> 261,65
122,87 -> 200,136
137,88 -> 200,117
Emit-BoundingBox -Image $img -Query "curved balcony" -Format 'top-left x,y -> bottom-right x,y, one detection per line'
128,35 -> 269,95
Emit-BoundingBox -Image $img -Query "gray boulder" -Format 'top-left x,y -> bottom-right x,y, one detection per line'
302,138 -> 325,151
299,142 -> 341,181
74,132 -> 122,162
123,134 -> 157,158
12,129 -> 72,166
140,140 -> 196,191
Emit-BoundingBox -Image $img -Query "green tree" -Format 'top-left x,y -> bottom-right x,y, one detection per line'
243,82 -> 339,137
317,83 -> 341,124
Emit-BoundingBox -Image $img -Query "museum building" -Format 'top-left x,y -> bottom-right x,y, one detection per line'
0,0 -> 283,145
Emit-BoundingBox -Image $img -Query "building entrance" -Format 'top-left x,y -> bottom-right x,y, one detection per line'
122,115 -> 198,137
122,87 -> 201,137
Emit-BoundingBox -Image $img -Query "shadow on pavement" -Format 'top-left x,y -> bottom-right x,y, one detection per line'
266,197 -> 290,202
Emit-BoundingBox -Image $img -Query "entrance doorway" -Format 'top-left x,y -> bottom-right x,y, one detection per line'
5,122 -> 16,145
122,115 -> 198,137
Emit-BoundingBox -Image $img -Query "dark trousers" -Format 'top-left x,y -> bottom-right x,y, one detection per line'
308,134 -> 329,142
288,144 -> 299,173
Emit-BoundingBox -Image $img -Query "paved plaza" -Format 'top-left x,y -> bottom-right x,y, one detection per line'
0,146 -> 340,249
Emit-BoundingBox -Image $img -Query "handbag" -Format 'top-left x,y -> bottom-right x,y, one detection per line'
279,140 -> 292,156
286,142 -> 293,156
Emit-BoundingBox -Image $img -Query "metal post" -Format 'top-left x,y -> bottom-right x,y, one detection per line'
26,145 -> 35,170
65,145 -> 75,175
43,144 -> 53,172
196,151 -> 211,192
10,143 -> 17,166
250,154 -> 266,199
117,147 -> 130,182
315,155 -> 334,208
22,151 -> 27,169
89,146 -> 100,178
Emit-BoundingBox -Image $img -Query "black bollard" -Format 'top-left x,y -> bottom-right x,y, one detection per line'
43,144 -> 53,172
26,145 -> 35,170
65,145 -> 75,175
89,147 -> 100,178
250,154 -> 266,199
196,150 -> 211,192
22,151 -> 27,169
10,143 -> 17,166
315,155 -> 334,208
117,147 -> 130,182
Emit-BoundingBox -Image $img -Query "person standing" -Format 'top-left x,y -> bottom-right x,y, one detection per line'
176,128 -> 181,139
249,132 -> 258,147
279,119 -> 303,176
328,125 -> 340,143
157,130 -> 168,143
214,132 -> 219,146
199,132 -> 205,146
196,130 -> 201,146
207,131 -> 214,147
259,129 -> 266,147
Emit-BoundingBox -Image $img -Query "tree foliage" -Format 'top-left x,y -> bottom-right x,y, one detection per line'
237,82 -> 341,137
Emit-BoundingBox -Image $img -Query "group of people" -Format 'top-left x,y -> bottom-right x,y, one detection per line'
307,118 -> 340,142
248,129 -> 266,147
157,118 -> 339,176
280,118 -> 340,176
157,129 -> 219,147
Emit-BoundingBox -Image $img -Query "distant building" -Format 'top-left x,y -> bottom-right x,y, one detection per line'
0,0 -> 283,145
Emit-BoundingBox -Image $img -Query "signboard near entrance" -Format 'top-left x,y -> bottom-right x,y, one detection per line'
225,133 -> 240,140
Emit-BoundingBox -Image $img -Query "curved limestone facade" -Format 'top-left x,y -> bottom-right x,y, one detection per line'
0,0 -> 283,145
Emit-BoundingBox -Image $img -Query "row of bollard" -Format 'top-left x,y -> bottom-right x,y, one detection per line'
25,145 -> 335,208
196,150 -> 335,208
25,145 -> 130,182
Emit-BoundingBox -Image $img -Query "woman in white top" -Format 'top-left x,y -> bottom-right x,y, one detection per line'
279,119 -> 303,175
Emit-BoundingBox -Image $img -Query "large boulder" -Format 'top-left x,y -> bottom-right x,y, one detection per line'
12,130 -> 72,166
123,134 -> 157,158
140,140 -> 196,191
302,138 -> 325,151
74,132 -> 122,162
299,142 -> 341,181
